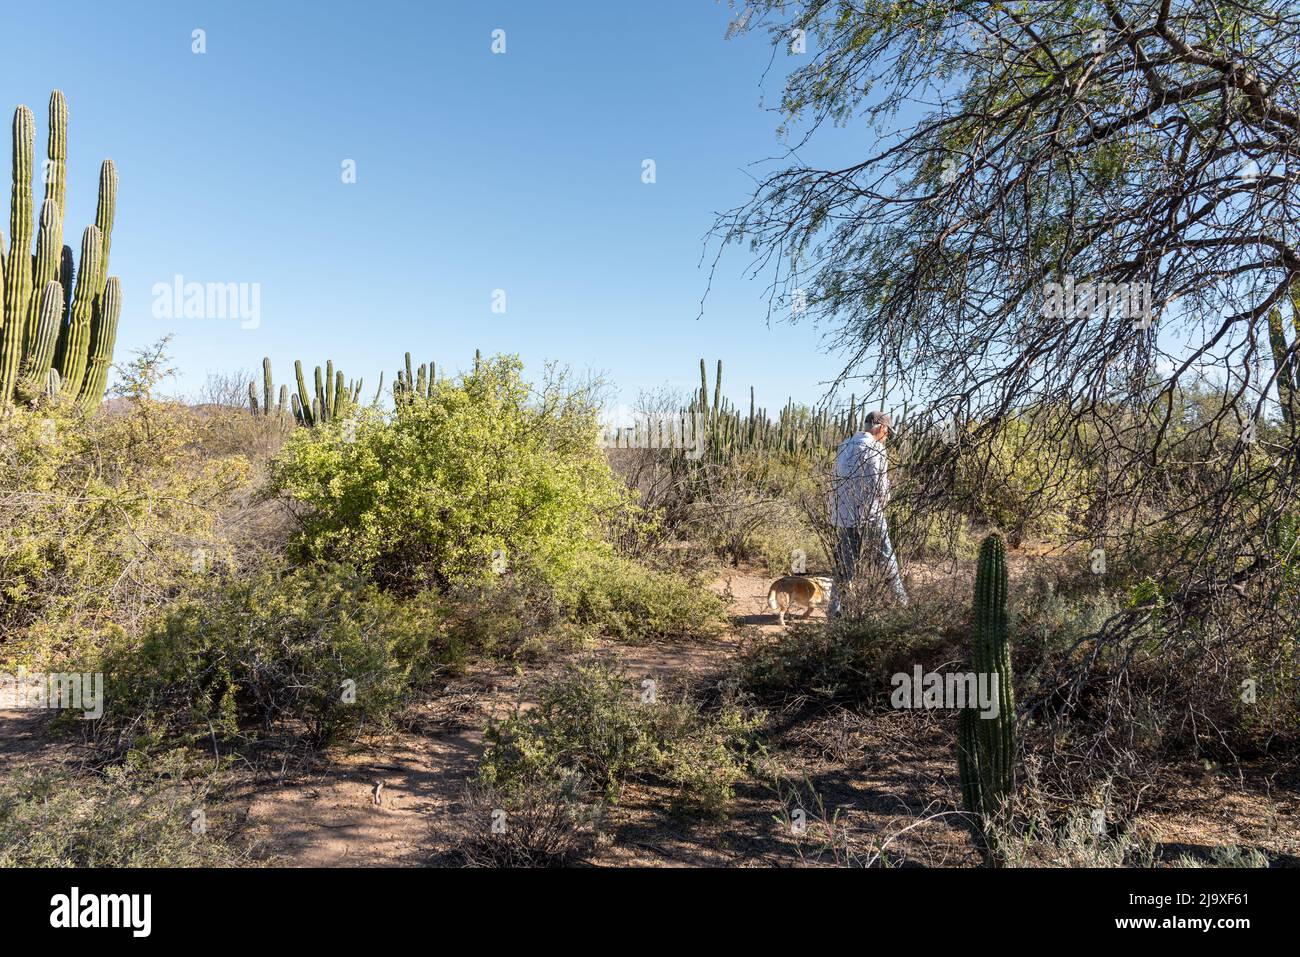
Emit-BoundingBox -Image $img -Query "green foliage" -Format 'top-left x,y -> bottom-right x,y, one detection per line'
733,597 -> 960,706
951,414 -> 1093,544
479,660 -> 763,816
0,383 -> 250,668
552,553 -> 727,643
97,562 -> 449,756
0,758 -> 247,867
270,355 -> 627,589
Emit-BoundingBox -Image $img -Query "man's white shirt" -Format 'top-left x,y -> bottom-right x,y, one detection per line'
830,430 -> 889,528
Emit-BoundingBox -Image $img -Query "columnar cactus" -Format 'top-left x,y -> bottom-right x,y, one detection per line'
956,532 -> 1017,857
16,281 -> 62,397
77,277 -> 122,408
392,353 -> 436,406
52,226 -> 102,396
294,360 -> 313,426
0,92 -> 119,408
253,356 -> 356,427
57,159 -> 116,400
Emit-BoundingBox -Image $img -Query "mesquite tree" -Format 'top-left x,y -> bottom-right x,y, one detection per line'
715,1 -> 1300,764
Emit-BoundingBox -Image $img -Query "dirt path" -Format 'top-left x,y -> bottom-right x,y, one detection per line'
228,569 -> 780,866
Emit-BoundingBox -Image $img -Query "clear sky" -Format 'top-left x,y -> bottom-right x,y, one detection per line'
1,0 -> 878,414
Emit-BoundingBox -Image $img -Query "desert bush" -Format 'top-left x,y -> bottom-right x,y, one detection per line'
452,770 -> 603,867
270,356 -> 628,591
1170,845 -> 1271,868
0,353 -> 251,668
0,758 -> 248,867
989,809 -> 1156,868
733,598 -> 963,708
441,572 -> 571,661
551,552 -> 728,643
949,414 -> 1094,547
681,453 -> 826,570
479,659 -> 763,815
94,562 -> 450,757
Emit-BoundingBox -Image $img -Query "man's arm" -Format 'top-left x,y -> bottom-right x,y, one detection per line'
866,444 -> 889,514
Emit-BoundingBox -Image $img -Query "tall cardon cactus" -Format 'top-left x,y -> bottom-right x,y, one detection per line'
0,91 -> 120,408
252,356 -> 361,427
956,532 -> 1017,861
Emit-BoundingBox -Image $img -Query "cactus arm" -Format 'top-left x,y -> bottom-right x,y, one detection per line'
314,365 -> 327,424
0,231 -> 15,405
5,106 -> 34,325
24,200 -> 62,353
1,108 -> 36,401
44,92 -> 67,247
76,275 -> 121,407
52,225 -> 101,396
93,160 -> 116,292
16,281 -> 62,398
248,381 -> 260,413
293,359 -> 314,426
58,245 -> 74,318
262,357 -> 273,417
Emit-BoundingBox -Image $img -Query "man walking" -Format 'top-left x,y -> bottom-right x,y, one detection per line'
829,411 -> 908,615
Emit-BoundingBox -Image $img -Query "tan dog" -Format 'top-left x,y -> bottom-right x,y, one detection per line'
767,575 -> 829,625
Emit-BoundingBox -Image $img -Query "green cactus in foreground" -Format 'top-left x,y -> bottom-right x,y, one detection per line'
17,280 -> 64,398
52,225 -> 102,397
77,276 -> 121,408
0,92 -> 119,408
956,532 -> 1017,859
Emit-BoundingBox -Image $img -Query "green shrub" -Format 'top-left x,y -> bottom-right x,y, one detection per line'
552,553 -> 728,643
442,572 -> 571,661
0,394 -> 250,669
269,356 -> 628,590
733,604 -> 960,707
96,562 -> 450,756
950,414 -> 1093,545
479,659 -> 763,816
0,758 -> 248,867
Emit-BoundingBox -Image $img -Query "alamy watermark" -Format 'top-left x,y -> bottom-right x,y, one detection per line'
1041,276 -> 1153,329
891,665 -> 1000,718
151,274 -> 261,329
598,412 -> 706,460
0,667 -> 103,719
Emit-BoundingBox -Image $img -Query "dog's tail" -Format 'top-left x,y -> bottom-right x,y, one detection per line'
767,584 -> 780,610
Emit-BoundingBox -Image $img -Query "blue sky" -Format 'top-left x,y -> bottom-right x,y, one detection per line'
1,0 -> 877,413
